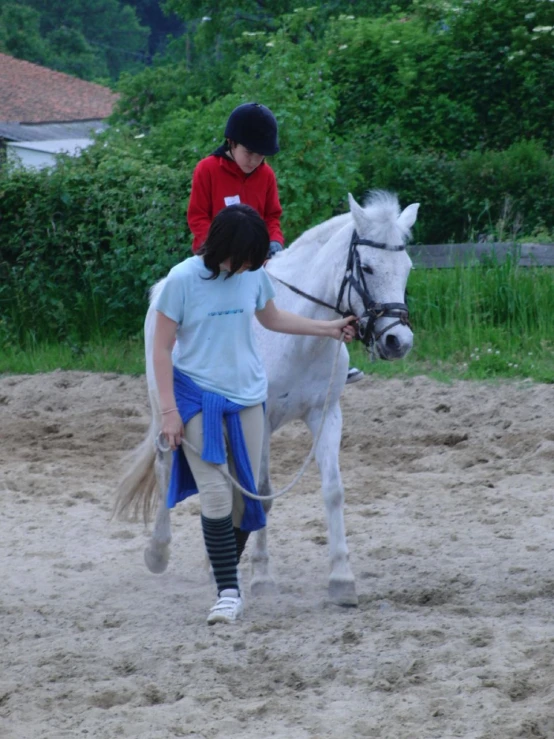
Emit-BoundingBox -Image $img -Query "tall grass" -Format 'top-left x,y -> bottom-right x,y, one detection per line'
0,336 -> 145,375
351,259 -> 554,383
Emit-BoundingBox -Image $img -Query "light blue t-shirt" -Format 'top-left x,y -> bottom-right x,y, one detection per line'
155,255 -> 276,406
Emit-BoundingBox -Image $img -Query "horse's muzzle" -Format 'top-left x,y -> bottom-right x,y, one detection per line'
361,313 -> 413,360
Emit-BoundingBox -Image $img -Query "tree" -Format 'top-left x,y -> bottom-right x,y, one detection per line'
0,3 -> 49,65
0,0 -> 149,80
122,0 -> 184,59
46,27 -> 107,80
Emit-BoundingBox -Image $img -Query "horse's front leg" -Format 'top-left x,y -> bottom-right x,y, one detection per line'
144,450 -> 172,574
306,402 -> 358,606
250,426 -> 278,596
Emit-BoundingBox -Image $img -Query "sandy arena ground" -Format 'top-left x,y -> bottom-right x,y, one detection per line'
1,371 -> 554,739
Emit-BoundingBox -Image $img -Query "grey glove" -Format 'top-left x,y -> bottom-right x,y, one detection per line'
268,241 -> 284,258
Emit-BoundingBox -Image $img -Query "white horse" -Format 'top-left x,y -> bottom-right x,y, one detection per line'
114,191 -> 419,607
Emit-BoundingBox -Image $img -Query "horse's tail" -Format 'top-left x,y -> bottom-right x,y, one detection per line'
112,420 -> 159,524
112,277 -> 167,523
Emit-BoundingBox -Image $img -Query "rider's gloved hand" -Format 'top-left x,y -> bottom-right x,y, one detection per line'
267,241 -> 284,258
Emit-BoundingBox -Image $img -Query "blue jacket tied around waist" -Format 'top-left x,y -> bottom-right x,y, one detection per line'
166,368 -> 266,532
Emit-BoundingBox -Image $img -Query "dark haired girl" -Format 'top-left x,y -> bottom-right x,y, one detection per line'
154,204 -> 356,624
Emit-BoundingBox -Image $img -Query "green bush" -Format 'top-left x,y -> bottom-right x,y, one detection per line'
359,139 -> 554,243
455,141 -> 554,240
114,63 -> 213,129
0,147 -> 189,345
328,0 -> 554,153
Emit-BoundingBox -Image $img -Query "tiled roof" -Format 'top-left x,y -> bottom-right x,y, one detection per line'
0,53 -> 119,124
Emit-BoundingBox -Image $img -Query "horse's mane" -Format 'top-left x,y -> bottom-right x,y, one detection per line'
285,212 -> 352,255
149,279 -> 165,306
362,190 -> 401,221
283,190 -> 405,257
362,190 -> 409,245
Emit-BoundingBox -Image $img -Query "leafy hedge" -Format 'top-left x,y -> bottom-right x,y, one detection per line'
359,139 -> 554,244
328,0 -> 554,153
0,149 -> 189,345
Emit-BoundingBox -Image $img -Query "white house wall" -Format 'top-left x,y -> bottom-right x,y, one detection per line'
6,138 -> 93,170
7,146 -> 57,170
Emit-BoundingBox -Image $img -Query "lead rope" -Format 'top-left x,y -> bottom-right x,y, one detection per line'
156,336 -> 346,502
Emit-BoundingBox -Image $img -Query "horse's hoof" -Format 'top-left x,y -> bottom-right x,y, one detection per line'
250,576 -> 278,597
144,545 -> 169,574
329,579 -> 358,607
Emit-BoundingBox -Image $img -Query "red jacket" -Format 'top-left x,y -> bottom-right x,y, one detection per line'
187,152 -> 284,252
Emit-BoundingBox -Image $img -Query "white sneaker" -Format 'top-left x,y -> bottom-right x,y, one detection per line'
346,367 -> 364,384
207,589 -> 243,625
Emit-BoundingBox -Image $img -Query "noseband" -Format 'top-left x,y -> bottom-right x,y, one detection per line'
273,230 -> 411,351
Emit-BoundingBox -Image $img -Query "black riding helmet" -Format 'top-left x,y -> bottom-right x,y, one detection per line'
224,102 -> 280,157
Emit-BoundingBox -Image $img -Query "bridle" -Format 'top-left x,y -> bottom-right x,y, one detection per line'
273,230 -> 411,353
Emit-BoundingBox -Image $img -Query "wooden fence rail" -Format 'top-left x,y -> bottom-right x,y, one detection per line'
408,243 -> 554,269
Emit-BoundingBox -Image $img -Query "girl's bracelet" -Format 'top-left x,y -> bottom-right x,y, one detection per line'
160,407 -> 178,415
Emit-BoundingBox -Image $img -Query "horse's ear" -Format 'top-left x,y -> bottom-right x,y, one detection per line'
348,193 -> 368,230
398,203 -> 420,230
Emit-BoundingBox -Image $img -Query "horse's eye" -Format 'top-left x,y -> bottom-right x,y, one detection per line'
361,265 -> 373,275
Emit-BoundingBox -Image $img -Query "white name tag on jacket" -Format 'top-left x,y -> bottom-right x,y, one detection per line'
224,195 -> 241,206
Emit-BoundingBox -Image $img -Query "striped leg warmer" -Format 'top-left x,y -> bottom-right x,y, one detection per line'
234,527 -> 250,563
201,514 -> 239,595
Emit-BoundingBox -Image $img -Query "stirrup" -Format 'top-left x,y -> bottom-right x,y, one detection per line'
207,589 -> 243,624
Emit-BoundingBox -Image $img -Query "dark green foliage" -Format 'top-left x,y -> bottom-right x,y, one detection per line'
0,147 -> 189,345
113,63 -> 202,128
237,30 -> 360,239
119,10 -> 361,240
158,1 -> 411,104
119,0 -> 184,59
329,0 -> 554,153
0,3 -> 49,64
361,140 -> 554,243
0,0 -> 148,80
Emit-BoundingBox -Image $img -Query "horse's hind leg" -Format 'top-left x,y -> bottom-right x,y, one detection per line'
306,403 -> 358,606
250,429 -> 278,596
250,528 -> 278,596
144,450 -> 172,573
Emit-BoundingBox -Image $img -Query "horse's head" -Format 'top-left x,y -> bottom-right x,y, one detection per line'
338,192 -> 418,361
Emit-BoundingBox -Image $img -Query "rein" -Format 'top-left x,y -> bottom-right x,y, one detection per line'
272,230 -> 411,353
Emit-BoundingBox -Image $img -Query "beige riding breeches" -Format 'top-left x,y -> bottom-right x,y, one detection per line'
182,404 -> 264,526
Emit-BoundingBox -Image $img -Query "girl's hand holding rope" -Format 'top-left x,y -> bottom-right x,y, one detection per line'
327,315 -> 357,342
161,409 -> 184,451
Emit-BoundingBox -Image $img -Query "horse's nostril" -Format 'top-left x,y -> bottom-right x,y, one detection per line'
385,334 -> 399,350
